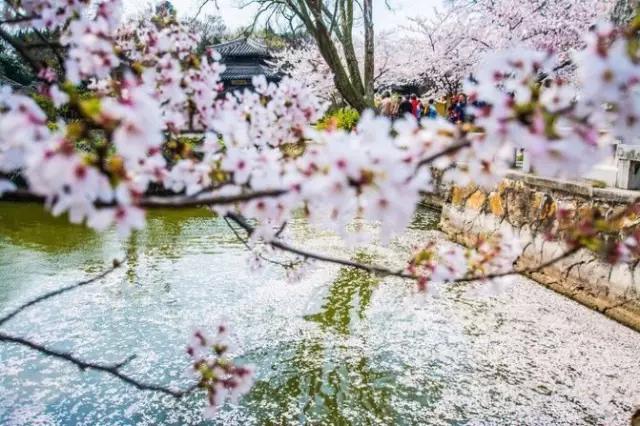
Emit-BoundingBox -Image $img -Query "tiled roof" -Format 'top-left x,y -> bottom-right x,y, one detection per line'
220,63 -> 280,81
212,38 -> 271,58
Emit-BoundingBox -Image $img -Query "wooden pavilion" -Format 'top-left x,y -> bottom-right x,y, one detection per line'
211,38 -> 281,91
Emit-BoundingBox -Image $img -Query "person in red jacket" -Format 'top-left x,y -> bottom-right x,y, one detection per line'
410,94 -> 420,117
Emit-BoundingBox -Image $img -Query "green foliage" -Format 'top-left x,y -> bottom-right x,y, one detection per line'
316,107 -> 360,131
31,93 -> 58,121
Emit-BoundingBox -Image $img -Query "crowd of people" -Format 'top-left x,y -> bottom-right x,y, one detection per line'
377,92 -> 471,124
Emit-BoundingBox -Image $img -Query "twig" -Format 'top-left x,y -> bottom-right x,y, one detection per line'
225,212 -> 417,279
193,0 -> 220,21
0,257 -> 198,398
140,189 -> 288,208
223,216 -> 304,269
0,332 -> 197,398
453,246 -> 580,284
0,258 -> 126,327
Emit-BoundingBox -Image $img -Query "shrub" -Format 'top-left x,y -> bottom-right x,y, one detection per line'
316,107 -> 360,131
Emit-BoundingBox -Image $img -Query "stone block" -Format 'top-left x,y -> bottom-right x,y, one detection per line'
451,185 -> 477,206
497,180 -> 511,194
609,264 -> 633,300
466,190 -> 487,211
564,250 -> 595,282
488,192 -> 505,217
578,259 -> 611,297
540,240 -> 564,266
532,192 -> 556,221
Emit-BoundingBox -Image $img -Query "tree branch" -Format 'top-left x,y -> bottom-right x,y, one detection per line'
0,258 -> 126,327
453,246 -> 580,284
225,212 -> 584,288
225,212 -> 417,279
0,15 -> 38,25
0,332 -> 198,398
0,188 -> 289,209
223,215 -> 303,269
0,256 -> 198,398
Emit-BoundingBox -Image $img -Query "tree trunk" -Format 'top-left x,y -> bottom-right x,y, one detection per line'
282,0 -> 373,112
301,1 -> 368,111
363,0 -> 375,106
338,0 -> 366,98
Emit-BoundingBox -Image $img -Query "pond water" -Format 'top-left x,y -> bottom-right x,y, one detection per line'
0,203 -> 638,425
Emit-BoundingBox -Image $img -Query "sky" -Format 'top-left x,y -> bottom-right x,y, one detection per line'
126,0 -> 443,31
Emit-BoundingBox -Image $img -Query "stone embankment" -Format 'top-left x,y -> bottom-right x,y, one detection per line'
433,171 -> 640,332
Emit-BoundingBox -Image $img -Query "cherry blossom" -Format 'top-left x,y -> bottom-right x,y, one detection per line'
60,0 -> 122,84
187,325 -> 254,418
405,0 -> 615,94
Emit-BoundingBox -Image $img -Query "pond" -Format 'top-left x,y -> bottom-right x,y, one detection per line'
0,203 -> 638,425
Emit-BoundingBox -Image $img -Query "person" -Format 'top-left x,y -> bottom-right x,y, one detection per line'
378,91 -> 395,118
448,94 -> 466,123
455,93 -> 468,122
416,99 -> 424,119
409,94 -> 420,117
426,99 -> 438,119
447,96 -> 458,122
398,95 -> 413,117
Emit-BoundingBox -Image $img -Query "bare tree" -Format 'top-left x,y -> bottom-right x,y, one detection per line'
236,0 -> 377,111
190,13 -> 230,54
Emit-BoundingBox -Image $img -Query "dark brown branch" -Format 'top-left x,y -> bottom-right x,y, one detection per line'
223,216 -> 303,269
139,189 -> 288,208
226,212 -> 583,288
193,0 -> 219,21
225,212 -> 417,279
1,188 -> 289,209
0,257 -> 197,398
0,332 -> 197,397
0,258 -> 126,327
0,15 -> 38,25
453,246 -> 580,284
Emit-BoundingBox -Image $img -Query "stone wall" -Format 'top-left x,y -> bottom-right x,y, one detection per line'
437,171 -> 640,331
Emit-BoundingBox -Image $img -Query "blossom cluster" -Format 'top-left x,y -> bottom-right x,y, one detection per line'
2,2 -> 640,262
401,0 -> 614,93
2,0 -> 640,265
406,227 -> 521,292
187,325 -> 254,418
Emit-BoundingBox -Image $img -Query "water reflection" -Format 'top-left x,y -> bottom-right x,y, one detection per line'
305,253 -> 379,335
246,256 -> 402,424
245,339 -> 405,425
0,202 -> 99,253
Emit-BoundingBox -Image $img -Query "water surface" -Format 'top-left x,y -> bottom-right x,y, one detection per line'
0,203 -> 638,425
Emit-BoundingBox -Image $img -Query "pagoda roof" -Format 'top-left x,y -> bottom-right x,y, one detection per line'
212,37 -> 271,58
220,63 -> 280,81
